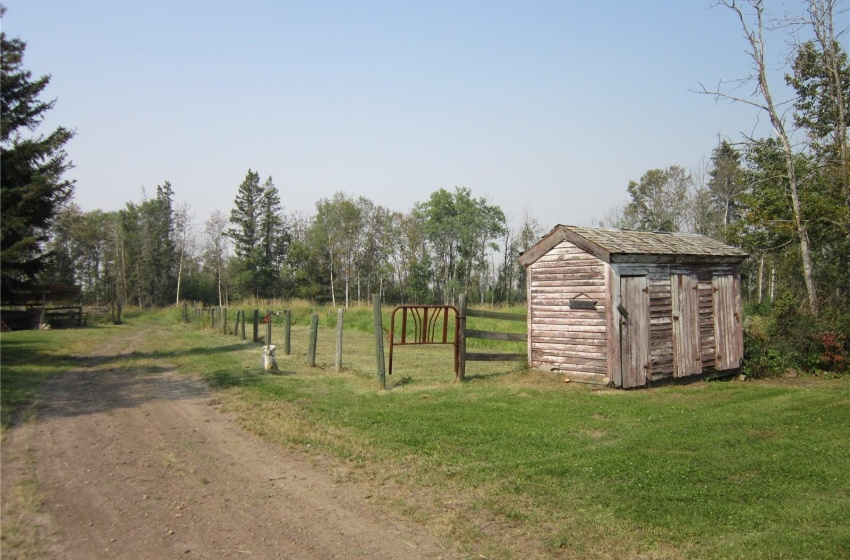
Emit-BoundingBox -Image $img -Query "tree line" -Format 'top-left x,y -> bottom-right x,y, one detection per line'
3,0 -> 848,329
40,179 -> 543,307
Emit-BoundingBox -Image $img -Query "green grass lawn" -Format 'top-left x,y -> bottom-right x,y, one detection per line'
2,306 -> 848,559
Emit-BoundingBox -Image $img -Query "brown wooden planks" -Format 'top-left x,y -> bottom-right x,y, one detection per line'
672,273 -> 702,377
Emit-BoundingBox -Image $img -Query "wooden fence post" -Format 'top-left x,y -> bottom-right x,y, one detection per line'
307,313 -> 319,367
253,309 -> 259,342
266,308 -> 272,346
234,310 -> 240,337
373,294 -> 386,389
240,310 -> 246,341
223,307 -> 228,335
335,308 -> 344,372
457,294 -> 467,382
283,310 -> 291,355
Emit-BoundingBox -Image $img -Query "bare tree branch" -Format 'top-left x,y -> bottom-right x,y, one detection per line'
707,0 -> 821,314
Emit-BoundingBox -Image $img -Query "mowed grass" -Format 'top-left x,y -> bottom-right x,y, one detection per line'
2,306 -> 849,559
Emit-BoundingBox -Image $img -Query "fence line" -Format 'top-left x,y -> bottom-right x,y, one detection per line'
457,294 -> 527,381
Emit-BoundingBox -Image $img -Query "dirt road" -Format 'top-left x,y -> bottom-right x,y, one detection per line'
1,341 -> 449,559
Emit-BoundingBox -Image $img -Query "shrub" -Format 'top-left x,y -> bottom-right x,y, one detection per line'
815,331 -> 847,373
742,293 -> 849,377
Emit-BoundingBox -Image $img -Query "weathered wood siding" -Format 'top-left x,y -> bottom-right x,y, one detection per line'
698,275 -> 716,369
713,272 -> 743,370
616,265 -> 678,382
528,240 -> 608,376
649,272 -> 674,380
621,275 -> 650,388
672,273 -> 701,377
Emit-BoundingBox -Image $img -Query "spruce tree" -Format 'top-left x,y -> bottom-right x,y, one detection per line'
227,170 -> 264,298
257,176 -> 284,297
227,171 -> 287,299
707,140 -> 745,239
1,16 -> 75,299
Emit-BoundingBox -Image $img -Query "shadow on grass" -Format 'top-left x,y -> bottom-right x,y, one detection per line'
464,369 -> 518,382
1,334 -> 259,426
388,375 -> 414,389
207,370 -> 264,388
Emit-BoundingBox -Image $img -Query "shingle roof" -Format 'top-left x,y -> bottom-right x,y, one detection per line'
518,225 -> 748,266
563,226 -> 749,259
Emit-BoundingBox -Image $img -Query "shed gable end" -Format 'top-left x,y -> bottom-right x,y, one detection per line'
528,240 -> 608,380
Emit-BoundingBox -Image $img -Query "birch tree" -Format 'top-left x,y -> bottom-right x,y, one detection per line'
204,211 -> 229,307
700,0 -> 820,314
174,202 -> 193,306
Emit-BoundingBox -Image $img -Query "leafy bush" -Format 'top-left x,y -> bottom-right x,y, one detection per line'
743,293 -> 849,377
815,331 -> 847,372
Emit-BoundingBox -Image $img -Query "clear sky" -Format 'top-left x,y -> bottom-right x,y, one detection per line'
4,0 -> 843,233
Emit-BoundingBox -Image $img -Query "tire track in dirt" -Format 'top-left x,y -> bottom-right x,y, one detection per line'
2,331 -> 450,559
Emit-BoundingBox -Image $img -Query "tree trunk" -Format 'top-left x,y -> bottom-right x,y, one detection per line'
728,0 -> 819,314
775,129 -> 819,315
808,0 -> 849,206
329,262 -> 336,308
175,240 -> 184,307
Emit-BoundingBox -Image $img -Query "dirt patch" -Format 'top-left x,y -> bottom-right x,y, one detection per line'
1,335 -> 450,559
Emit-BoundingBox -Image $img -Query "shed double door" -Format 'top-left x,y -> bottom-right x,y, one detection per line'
621,273 -> 703,387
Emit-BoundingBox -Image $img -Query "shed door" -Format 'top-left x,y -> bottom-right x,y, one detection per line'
672,273 -> 702,377
713,274 -> 743,370
620,276 -> 650,388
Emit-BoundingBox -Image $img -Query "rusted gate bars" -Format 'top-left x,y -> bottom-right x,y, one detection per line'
388,305 -> 460,376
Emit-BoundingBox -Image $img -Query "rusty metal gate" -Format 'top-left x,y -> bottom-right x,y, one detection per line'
388,305 -> 459,375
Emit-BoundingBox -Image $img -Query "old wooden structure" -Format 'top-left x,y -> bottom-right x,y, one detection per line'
518,226 -> 748,388
0,284 -> 84,330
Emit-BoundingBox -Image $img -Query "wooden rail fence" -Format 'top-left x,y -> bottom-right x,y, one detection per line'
457,294 -> 527,381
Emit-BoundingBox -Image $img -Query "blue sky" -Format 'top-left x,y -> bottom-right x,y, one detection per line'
4,0 -> 842,232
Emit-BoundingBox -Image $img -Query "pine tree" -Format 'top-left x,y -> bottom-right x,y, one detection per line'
257,176 -> 285,297
1,16 -> 75,299
227,170 -> 268,298
707,140 -> 745,240
146,182 -> 176,306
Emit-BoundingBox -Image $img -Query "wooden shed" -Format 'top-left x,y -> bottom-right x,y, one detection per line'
517,225 -> 748,388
